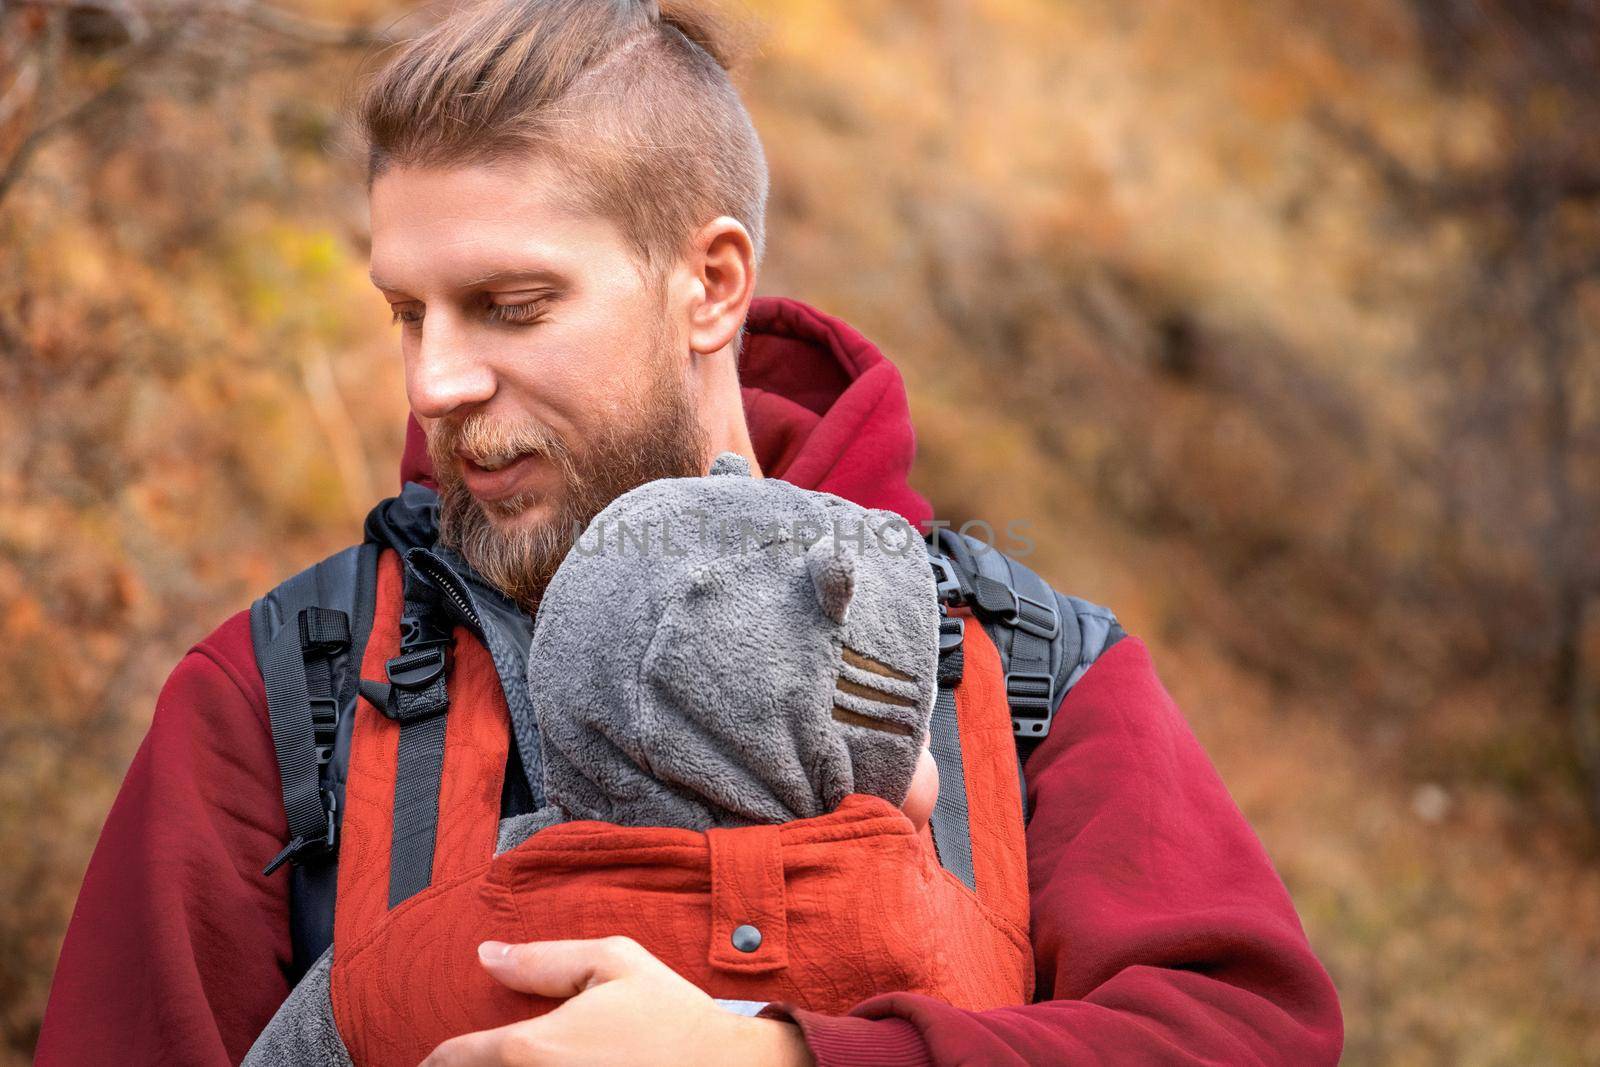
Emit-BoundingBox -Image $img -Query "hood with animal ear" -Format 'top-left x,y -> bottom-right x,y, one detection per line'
519,451 -> 940,833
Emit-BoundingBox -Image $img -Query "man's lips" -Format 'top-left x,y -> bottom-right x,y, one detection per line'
457,451 -> 546,502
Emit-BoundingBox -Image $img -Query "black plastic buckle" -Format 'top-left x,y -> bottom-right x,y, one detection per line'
309,695 -> 339,763
261,788 -> 339,876
1006,670 -> 1056,738
938,614 -> 965,654
387,646 -> 447,689
968,575 -> 1058,642
930,556 -> 964,605
381,646 -> 451,725
1007,591 -> 1059,641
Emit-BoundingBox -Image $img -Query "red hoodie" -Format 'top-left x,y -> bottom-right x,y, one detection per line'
36,297 -> 1342,1066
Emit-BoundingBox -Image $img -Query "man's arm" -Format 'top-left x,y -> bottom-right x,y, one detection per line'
774,636 -> 1345,1066
36,611 -> 293,1067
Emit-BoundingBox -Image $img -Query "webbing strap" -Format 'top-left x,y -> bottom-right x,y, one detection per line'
988,560 -> 1060,739
388,713 -> 449,906
260,621 -> 332,874
299,607 -> 349,764
927,616 -> 977,892
384,565 -> 454,907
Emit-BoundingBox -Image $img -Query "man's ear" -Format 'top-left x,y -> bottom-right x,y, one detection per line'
686,216 -> 757,356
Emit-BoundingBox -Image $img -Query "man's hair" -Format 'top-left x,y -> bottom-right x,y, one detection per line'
360,0 -> 768,271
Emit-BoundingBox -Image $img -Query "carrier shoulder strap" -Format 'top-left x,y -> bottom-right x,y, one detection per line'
249,540 -> 382,981
923,529 -> 1125,889
364,555 -> 456,909
253,483 -> 540,980
928,529 -> 1125,742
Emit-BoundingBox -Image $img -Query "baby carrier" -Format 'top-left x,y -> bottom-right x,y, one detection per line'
250,484 -> 1124,1062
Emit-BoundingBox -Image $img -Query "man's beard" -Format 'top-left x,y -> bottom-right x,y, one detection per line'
426,347 -> 709,612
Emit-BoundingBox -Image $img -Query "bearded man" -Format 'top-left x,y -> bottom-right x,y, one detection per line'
36,2 -> 1343,1065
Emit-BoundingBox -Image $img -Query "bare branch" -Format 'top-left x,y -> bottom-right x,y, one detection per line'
0,58 -> 43,132
14,0 -> 390,49
0,16 -> 178,208
0,0 -> 388,209
0,75 -> 133,205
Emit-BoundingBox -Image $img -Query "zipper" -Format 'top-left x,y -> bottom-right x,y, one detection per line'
402,542 -> 544,809
405,547 -> 484,633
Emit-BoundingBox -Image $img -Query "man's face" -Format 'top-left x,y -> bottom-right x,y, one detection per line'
369,158 -> 709,607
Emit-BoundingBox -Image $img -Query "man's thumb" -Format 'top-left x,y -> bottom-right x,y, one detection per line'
476,937 -> 650,997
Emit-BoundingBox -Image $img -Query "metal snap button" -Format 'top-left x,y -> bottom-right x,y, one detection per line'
730,924 -> 762,953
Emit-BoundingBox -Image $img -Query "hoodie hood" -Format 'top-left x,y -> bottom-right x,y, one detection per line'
398,296 -> 932,526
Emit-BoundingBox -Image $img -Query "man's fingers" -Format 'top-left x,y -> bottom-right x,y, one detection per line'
477,936 -> 654,997
419,1020 -> 541,1067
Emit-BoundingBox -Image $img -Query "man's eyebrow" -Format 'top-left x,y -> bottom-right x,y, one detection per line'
367,267 -> 563,293
458,266 -> 563,289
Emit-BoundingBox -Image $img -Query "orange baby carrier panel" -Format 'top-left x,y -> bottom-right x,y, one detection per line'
330,551 -> 1033,1067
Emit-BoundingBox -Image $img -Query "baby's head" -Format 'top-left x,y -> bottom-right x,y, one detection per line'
525,454 -> 940,830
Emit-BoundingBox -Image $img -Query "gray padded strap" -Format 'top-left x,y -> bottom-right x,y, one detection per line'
249,543 -> 377,981
927,618 -> 977,891
927,681 -> 975,891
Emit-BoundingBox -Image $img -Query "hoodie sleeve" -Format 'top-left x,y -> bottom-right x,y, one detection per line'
35,610 -> 293,1067
771,637 -> 1344,1066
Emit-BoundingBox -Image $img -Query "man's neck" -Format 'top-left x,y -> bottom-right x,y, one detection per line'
695,344 -> 763,477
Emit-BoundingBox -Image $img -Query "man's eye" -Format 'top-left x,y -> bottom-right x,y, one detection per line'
390,303 -> 424,327
487,301 -> 546,326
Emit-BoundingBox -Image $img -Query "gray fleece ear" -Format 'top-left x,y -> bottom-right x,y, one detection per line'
806,538 -> 855,625
709,452 -> 751,477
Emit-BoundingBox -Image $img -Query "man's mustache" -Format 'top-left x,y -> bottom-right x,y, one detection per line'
426,414 -> 572,475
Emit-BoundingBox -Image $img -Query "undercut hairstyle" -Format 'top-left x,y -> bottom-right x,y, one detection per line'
360,0 -> 768,272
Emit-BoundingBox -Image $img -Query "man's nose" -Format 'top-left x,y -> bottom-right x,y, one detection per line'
406,317 -> 497,420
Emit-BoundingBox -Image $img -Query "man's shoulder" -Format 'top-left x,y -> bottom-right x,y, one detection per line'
179,608 -> 268,720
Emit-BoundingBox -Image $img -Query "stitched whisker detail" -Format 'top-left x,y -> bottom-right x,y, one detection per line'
841,645 -> 914,682
831,704 -> 915,736
836,677 -> 918,707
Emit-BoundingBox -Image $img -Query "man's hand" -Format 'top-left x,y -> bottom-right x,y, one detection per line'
419,937 -> 816,1067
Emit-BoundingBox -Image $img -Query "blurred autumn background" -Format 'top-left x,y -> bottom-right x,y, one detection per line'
3,0 -> 1599,1062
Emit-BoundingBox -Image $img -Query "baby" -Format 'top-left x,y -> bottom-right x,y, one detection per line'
502,451 -> 940,848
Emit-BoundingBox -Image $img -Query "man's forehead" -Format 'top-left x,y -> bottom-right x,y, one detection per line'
367,160 -> 623,291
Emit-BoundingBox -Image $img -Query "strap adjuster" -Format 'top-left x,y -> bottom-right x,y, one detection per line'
308,694 -> 339,763
262,788 -> 338,876
298,607 -> 351,654
1006,670 -> 1056,737
970,576 -> 1058,641
381,646 -> 451,725
386,646 -> 448,690
1008,591 -> 1059,641
938,614 -> 965,654
936,614 -> 966,689
930,556 -> 964,605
